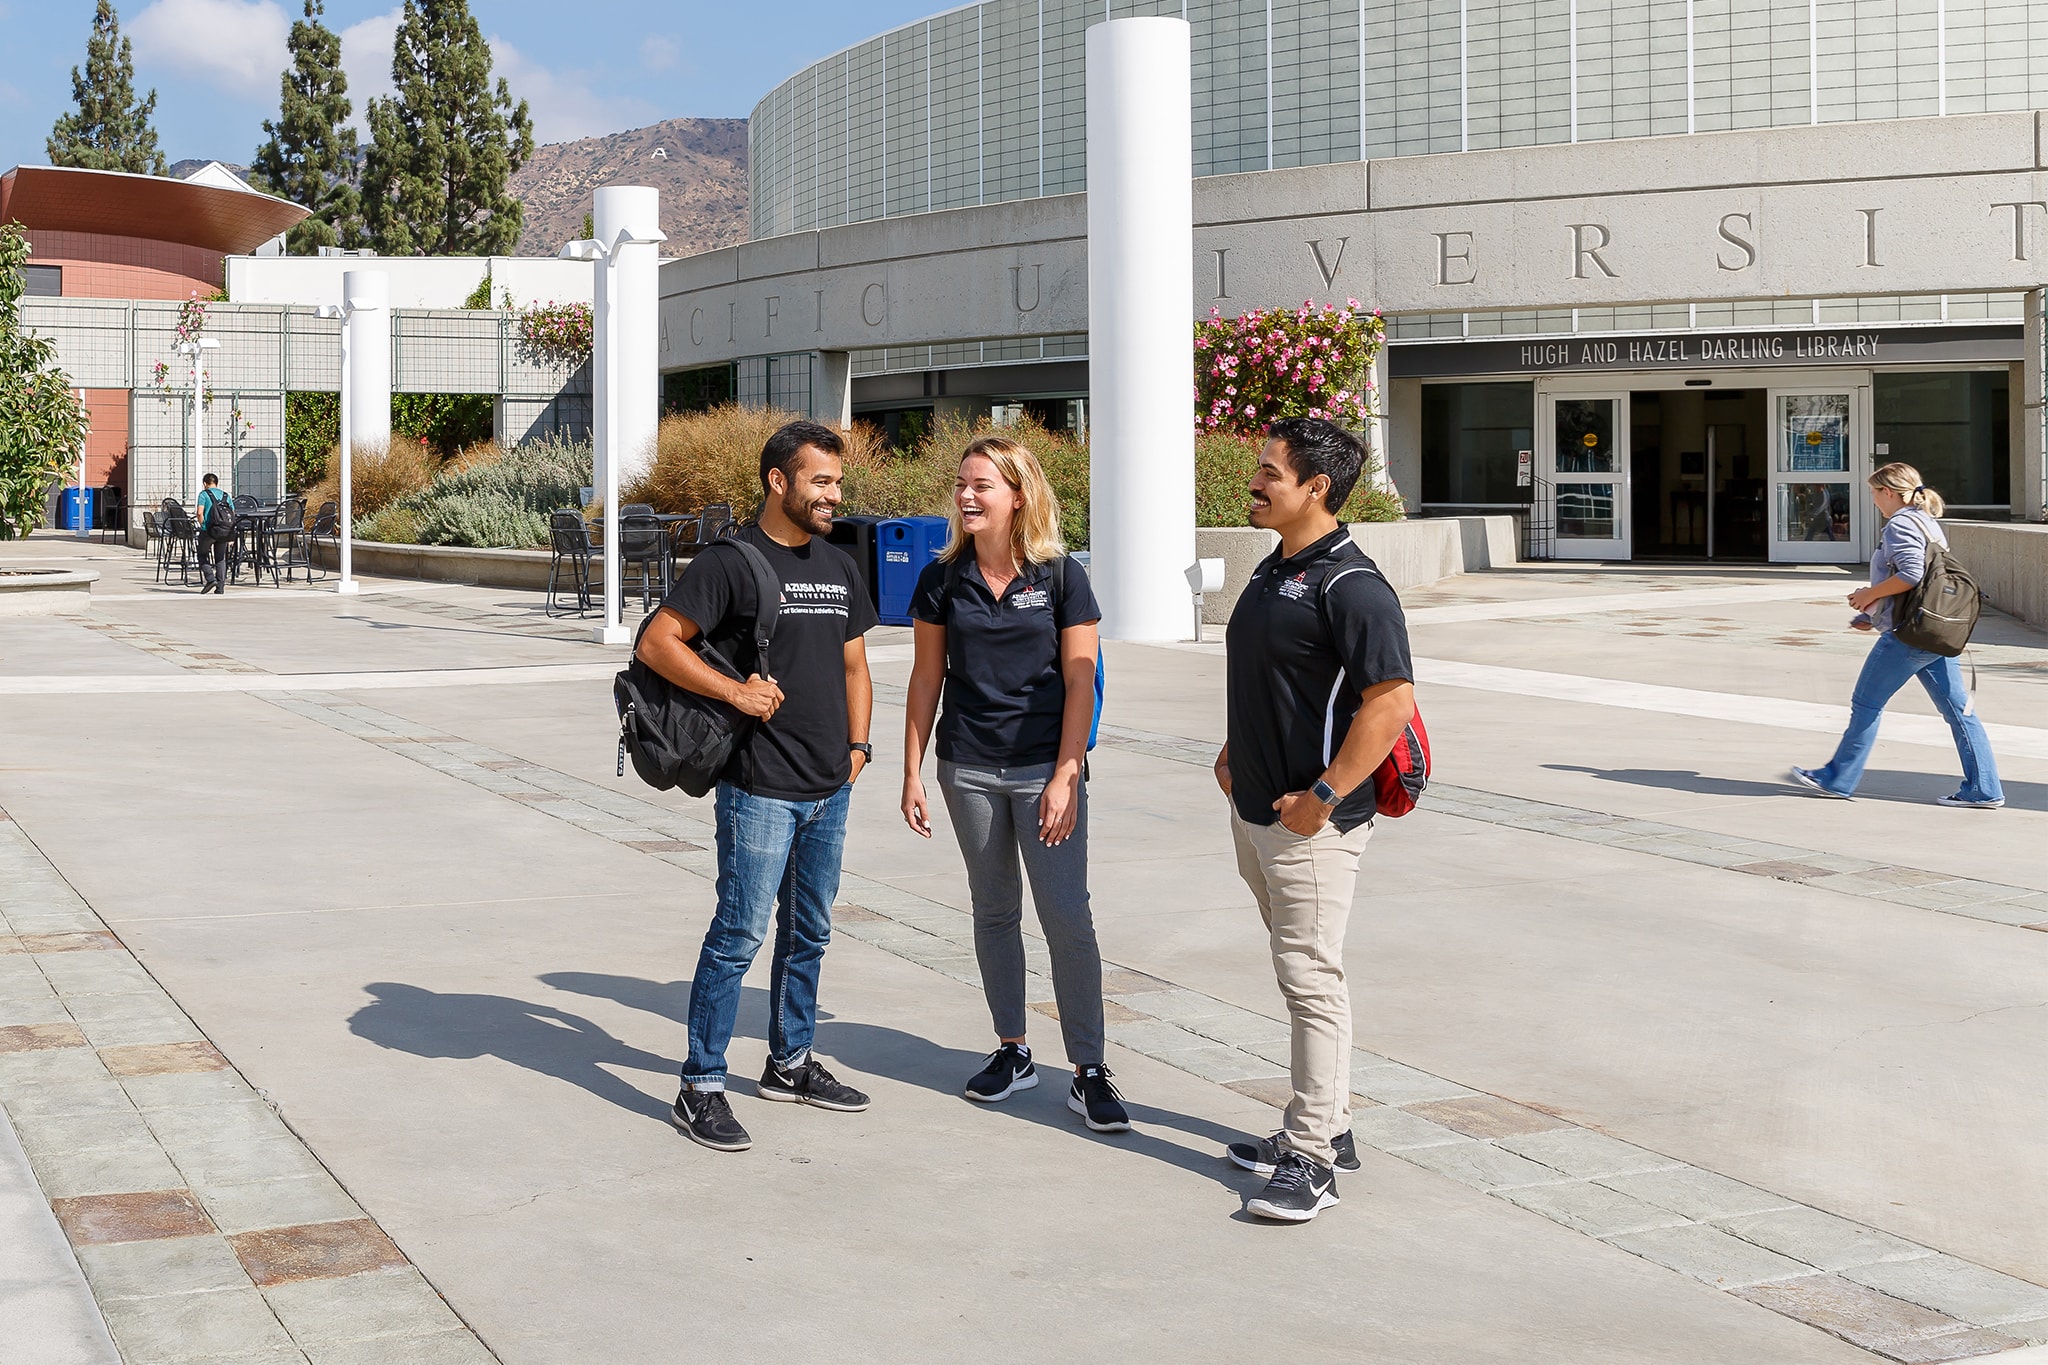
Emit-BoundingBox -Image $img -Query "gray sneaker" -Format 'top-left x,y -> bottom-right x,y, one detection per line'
671,1088 -> 751,1152
1227,1130 -> 1359,1175
1246,1151 -> 1339,1223
1935,792 -> 2004,809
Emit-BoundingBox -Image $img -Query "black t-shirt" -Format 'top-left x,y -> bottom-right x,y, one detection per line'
910,554 -> 1100,768
1224,527 -> 1414,833
659,525 -> 878,801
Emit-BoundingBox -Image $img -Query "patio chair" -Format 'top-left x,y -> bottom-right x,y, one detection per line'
233,492 -> 260,515
546,510 -> 595,618
616,512 -> 670,612
271,498 -> 310,582
98,487 -> 125,545
144,511 -> 163,579
622,503 -> 656,517
160,511 -> 199,586
306,503 -> 340,582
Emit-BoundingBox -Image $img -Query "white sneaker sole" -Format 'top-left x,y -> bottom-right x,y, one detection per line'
1246,1189 -> 1339,1222
1788,768 -> 1851,799
965,1069 -> 1038,1102
669,1106 -> 752,1152
1936,796 -> 2005,809
1068,1091 -> 1132,1133
757,1085 -> 870,1112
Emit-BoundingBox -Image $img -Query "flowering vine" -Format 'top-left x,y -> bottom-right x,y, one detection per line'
150,293 -> 216,405
513,299 -> 593,367
1193,299 -> 1385,434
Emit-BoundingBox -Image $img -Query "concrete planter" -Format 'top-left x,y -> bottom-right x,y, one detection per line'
312,540 -> 556,590
0,568 -> 98,616
1943,520 -> 2048,629
1195,515 -> 1517,623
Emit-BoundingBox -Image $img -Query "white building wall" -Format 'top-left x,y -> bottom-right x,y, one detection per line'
226,256 -> 594,310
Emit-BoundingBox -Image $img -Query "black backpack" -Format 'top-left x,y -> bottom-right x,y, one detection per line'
613,538 -> 780,797
203,492 -> 237,537
1892,517 -> 1980,658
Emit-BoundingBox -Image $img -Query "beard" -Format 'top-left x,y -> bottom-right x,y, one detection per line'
782,488 -> 836,535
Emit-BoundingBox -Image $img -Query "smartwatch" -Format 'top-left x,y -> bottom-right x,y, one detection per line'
849,742 -> 874,759
1311,778 -> 1342,807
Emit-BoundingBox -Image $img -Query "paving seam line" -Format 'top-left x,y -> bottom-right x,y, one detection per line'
243,685 -> 2048,1365
0,814 -> 502,1365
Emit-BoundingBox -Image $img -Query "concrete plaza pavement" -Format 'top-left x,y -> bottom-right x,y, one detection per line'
2,535 -> 2047,1363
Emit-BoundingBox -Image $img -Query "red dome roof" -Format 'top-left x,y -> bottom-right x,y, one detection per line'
0,164 -> 309,256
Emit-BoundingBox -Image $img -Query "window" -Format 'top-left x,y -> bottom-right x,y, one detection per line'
1874,371 -> 2010,512
1421,382 -> 1535,504
24,265 -> 61,297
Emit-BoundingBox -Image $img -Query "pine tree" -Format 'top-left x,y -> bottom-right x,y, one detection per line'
251,0 -> 361,253
360,0 -> 534,256
46,0 -> 168,176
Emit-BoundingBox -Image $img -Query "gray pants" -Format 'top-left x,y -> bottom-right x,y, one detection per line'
937,759 -> 1105,1067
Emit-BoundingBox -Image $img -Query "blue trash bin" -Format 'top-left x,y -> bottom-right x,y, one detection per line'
57,487 -> 95,531
874,516 -> 949,625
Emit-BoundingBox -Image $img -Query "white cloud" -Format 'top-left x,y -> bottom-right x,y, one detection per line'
639,35 -> 678,73
338,6 -> 401,121
491,38 -> 659,144
130,0 -> 290,99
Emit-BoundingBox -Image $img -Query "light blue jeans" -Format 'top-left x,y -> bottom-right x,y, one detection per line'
681,782 -> 851,1091
1812,631 -> 2003,803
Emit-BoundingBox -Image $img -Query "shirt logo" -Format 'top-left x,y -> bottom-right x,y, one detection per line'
780,580 -> 850,618
1010,588 -> 1050,610
1277,572 -> 1311,601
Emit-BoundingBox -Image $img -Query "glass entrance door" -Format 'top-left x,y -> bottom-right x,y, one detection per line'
1768,388 -> 1865,564
1545,394 -> 1629,559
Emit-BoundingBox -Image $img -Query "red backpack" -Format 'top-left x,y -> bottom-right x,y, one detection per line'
1320,561 -> 1431,818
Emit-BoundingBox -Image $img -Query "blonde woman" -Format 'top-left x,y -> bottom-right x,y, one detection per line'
900,436 -> 1130,1132
1792,463 -> 2003,808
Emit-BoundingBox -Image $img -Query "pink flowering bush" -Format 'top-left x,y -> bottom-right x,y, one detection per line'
1194,299 -> 1384,434
514,300 -> 593,367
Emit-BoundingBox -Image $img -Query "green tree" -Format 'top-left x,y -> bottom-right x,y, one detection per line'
360,0 -> 534,256
251,0 -> 361,253
46,0 -> 168,176
0,226 -> 91,539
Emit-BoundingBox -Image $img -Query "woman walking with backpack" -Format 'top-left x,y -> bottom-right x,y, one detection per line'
899,435 -> 1130,1133
1791,462 -> 2003,808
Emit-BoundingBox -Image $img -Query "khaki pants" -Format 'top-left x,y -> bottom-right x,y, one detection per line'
1229,805 -> 1373,1168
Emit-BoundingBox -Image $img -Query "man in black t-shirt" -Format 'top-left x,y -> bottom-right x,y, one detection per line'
1215,418 -> 1417,1223
636,421 -> 879,1154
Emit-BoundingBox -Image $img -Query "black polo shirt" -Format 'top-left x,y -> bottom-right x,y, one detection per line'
1225,526 -> 1413,832
910,554 -> 1100,767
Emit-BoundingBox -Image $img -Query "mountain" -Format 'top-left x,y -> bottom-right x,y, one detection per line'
509,117 -> 749,260
170,158 -> 250,181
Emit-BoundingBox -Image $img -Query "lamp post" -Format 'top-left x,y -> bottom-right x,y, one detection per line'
73,388 -> 87,541
316,273 -> 388,596
173,338 -> 220,503
561,206 -> 666,646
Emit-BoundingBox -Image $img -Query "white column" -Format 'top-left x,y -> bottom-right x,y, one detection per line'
1086,17 -> 1195,642
343,271 -> 391,451
596,187 -> 662,487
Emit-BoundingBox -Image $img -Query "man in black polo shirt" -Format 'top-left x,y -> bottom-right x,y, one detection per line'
636,421 -> 879,1153
1215,417 -> 1416,1222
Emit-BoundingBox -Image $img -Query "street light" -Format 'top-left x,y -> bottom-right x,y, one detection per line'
173,338 -> 220,503
561,222 -> 667,645
316,283 -> 386,596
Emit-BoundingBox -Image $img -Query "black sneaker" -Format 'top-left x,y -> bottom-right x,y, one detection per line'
965,1044 -> 1037,1102
1067,1064 -> 1131,1133
1227,1129 -> 1360,1175
1246,1151 -> 1339,1223
758,1056 -> 870,1112
670,1088 -> 750,1152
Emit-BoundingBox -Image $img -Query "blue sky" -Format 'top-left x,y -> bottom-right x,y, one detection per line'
0,0 -> 943,173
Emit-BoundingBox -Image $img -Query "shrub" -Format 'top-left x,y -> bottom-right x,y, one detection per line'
303,438 -> 438,524
1195,428 -> 1405,526
412,496 -> 550,549
1196,300 -> 1384,434
351,435 -> 592,548
514,300 -> 593,367
626,405 -> 889,519
355,504 -> 421,544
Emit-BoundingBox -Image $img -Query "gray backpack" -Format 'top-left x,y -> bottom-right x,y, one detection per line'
1893,515 -> 1980,658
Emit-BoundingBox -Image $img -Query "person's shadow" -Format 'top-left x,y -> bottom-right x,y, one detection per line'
1545,763 -> 2046,811
538,971 -> 1259,1191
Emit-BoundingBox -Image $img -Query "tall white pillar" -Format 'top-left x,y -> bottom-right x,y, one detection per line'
595,187 -> 662,487
1086,18 -> 1195,642
2023,287 -> 2045,522
342,270 -> 390,451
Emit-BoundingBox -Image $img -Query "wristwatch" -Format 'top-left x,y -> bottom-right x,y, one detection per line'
1311,778 -> 1342,807
849,742 -> 874,759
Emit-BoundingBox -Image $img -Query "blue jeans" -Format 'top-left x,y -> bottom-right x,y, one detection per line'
1813,631 -> 2003,802
681,782 -> 852,1091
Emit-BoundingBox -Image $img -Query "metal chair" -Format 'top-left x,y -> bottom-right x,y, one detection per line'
160,511 -> 199,586
306,503 -> 339,582
144,511 -> 163,579
616,512 -> 671,612
98,487 -> 125,545
271,498 -> 309,582
546,510 -> 595,617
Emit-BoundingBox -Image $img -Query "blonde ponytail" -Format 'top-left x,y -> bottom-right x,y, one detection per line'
1869,462 -> 1945,519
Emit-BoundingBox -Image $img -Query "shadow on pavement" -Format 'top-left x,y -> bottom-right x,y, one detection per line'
1545,764 -> 2044,812
543,971 -> 1258,1193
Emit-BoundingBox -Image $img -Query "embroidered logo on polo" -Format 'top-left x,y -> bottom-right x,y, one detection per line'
1277,572 -> 1311,601
1009,588 -> 1050,609
779,580 -> 852,617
